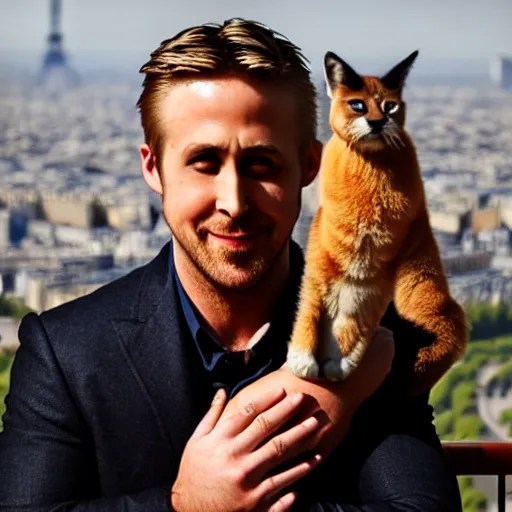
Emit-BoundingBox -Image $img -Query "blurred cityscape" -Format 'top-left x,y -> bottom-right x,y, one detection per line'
0,78 -> 169,318
0,2 -> 511,509
1,71 -> 512,318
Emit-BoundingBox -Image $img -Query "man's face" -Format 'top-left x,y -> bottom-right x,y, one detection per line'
141,76 -> 318,291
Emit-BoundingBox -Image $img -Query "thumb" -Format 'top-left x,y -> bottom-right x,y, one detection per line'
192,387 -> 227,439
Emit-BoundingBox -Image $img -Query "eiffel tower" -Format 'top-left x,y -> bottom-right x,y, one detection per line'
39,0 -> 79,86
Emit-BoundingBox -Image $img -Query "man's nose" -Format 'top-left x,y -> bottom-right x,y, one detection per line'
215,167 -> 248,218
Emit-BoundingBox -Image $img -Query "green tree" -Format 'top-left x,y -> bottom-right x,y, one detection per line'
454,415 -> 485,440
466,303 -> 512,340
0,296 -> 33,320
433,410 -> 454,437
499,407 -> 512,438
0,352 -> 14,430
488,360 -> 512,395
458,477 -> 487,511
452,381 -> 477,418
461,487 -> 487,512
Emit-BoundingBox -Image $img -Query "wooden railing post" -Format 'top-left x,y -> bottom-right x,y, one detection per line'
498,474 -> 506,512
442,441 -> 512,512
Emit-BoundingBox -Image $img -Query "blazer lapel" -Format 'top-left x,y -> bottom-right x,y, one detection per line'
111,241 -> 201,467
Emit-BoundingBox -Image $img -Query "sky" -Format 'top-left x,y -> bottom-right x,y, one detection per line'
1,0 -> 511,76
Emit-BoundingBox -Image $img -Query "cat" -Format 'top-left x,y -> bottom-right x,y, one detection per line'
286,50 -> 468,396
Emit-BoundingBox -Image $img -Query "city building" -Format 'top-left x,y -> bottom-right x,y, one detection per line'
490,55 -> 512,89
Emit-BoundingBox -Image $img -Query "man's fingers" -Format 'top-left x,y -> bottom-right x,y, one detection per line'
217,387 -> 288,437
234,392 -> 305,452
267,492 -> 298,512
257,454 -> 322,501
192,388 -> 227,438
247,414 -> 321,474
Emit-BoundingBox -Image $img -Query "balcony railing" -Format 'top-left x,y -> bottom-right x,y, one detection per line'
443,441 -> 512,512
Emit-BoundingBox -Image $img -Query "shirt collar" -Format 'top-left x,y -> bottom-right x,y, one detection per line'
169,251 -> 221,369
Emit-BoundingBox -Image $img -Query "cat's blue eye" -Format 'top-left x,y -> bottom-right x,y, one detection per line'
382,100 -> 400,115
348,100 -> 367,114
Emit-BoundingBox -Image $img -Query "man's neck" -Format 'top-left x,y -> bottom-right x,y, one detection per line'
173,243 -> 290,352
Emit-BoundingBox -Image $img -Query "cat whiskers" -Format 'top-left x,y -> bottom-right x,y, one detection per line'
349,125 -> 371,143
382,130 -> 400,151
383,122 -> 405,150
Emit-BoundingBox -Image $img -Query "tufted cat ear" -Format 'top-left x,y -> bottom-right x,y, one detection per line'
324,51 -> 364,98
381,50 -> 419,90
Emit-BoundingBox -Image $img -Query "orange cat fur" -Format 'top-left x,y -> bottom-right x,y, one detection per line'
286,50 -> 468,396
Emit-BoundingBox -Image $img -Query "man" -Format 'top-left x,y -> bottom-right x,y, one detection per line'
0,18 -> 461,511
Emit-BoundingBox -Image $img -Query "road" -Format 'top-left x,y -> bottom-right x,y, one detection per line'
473,362 -> 512,512
476,363 -> 511,440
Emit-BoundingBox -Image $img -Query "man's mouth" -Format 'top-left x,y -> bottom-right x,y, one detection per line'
211,232 -> 257,239
208,230 -> 260,247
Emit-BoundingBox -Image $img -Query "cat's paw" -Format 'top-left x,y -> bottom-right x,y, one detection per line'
322,357 -> 357,381
286,347 -> 320,379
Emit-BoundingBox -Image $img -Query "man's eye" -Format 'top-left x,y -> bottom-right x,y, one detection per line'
243,157 -> 275,176
189,155 -> 219,174
193,161 -> 217,173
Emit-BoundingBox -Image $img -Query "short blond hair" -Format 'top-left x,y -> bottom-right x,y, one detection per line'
137,18 -> 317,167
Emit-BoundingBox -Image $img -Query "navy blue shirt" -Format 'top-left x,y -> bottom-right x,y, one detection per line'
170,244 -> 303,399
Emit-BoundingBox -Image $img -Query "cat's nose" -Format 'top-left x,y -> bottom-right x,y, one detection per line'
367,119 -> 386,133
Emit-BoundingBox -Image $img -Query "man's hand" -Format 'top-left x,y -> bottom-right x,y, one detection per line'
226,326 -> 395,458
171,386 -> 323,512
171,327 -> 394,511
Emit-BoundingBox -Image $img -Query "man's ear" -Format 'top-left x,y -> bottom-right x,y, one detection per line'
140,144 -> 163,196
301,139 -> 323,187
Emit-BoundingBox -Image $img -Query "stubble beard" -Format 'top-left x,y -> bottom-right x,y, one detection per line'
166,188 -> 301,294
171,226 -> 289,294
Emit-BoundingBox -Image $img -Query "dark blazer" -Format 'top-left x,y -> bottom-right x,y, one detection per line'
0,241 -> 462,511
